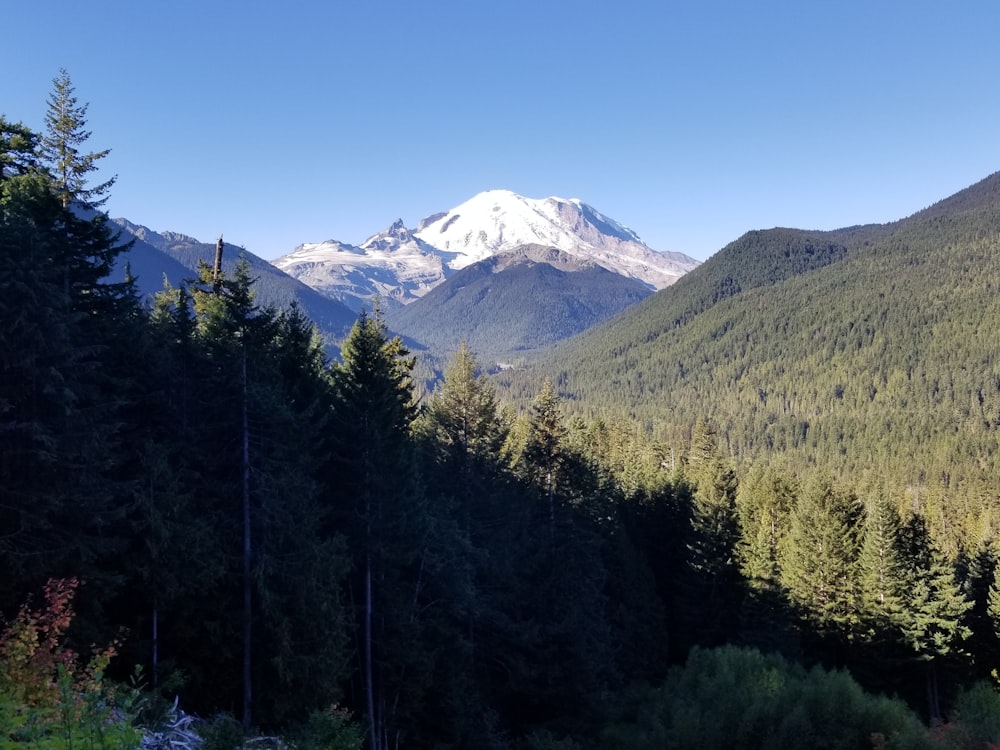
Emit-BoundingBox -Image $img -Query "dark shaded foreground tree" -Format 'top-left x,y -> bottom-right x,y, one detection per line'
412,343 -> 515,747
327,308 -> 435,750
107,259 -> 352,730
0,115 -> 134,619
780,474 -> 861,645
672,418 -> 743,654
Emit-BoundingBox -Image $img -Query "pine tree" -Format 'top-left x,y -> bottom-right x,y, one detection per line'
418,342 -> 508,486
412,345 -> 519,746
673,418 -> 742,651
956,542 -> 998,684
520,378 -> 569,541
501,381 -> 618,733
857,488 -> 908,632
736,464 -> 796,586
328,307 -> 431,750
146,256 -> 353,726
685,419 -> 739,576
39,68 -> 116,209
0,116 -> 38,182
780,474 -> 861,637
0,115 -> 131,613
734,464 -> 799,656
897,513 -> 972,721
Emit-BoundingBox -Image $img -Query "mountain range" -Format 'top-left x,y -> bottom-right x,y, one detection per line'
385,244 -> 656,358
110,220 -> 358,342
108,169 -> 1000,505
112,190 -> 701,356
272,189 -> 700,310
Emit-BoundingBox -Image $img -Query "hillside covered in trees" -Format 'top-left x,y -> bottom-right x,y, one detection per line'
499,174 -> 1000,553
385,244 -> 654,360
7,70 -> 1000,750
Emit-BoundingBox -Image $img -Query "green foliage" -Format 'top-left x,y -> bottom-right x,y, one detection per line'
13,76 -> 1000,750
290,705 -> 364,750
897,515 -> 972,661
858,489 -> 909,631
602,646 -> 935,750
943,681 -> 1000,748
198,713 -> 246,750
119,229 -> 355,344
0,117 -> 38,181
0,579 -> 140,750
736,464 -> 796,587
780,474 -> 861,635
497,172 -> 1000,556
40,68 -> 116,208
0,113 -> 134,615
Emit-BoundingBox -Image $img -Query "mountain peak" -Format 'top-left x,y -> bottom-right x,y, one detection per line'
361,219 -> 415,250
111,218 -> 201,250
411,190 -> 698,286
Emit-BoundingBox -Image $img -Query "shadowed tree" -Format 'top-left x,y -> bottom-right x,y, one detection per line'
328,307 -> 437,750
735,464 -> 799,656
897,513 -> 972,722
673,418 -> 742,653
857,489 -> 908,633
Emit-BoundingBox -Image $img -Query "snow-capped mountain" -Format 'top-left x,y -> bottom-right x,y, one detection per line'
273,190 -> 700,310
270,220 -> 455,310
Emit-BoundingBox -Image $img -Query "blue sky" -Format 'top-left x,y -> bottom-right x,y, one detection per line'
3,1 -> 999,262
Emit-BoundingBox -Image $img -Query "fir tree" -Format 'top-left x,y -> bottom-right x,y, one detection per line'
39,68 -> 116,209
0,116 -> 38,182
673,418 -> 742,652
329,307 -> 431,750
780,474 -> 861,637
519,378 -> 569,541
897,513 -> 972,721
857,488 -> 908,632
735,464 -> 799,656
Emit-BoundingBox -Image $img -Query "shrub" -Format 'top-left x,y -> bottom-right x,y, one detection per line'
602,645 -> 937,750
0,577 -> 140,749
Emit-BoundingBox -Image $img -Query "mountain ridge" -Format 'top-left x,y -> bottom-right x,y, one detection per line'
109,219 -> 358,342
385,244 -> 654,358
273,189 -> 700,311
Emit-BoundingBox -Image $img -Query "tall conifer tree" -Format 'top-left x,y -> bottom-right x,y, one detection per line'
40,68 -> 116,209
780,474 -> 861,637
329,307 -> 432,750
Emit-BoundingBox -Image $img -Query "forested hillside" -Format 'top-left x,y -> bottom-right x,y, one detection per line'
500,173 -> 1000,549
8,72 -> 1000,750
385,244 -> 653,360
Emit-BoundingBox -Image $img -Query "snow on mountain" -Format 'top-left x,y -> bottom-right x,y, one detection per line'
273,220 -> 457,311
413,190 -> 639,265
273,190 -> 701,310
413,189 -> 699,288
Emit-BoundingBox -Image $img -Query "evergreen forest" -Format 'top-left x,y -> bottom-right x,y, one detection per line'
6,71 -> 1000,750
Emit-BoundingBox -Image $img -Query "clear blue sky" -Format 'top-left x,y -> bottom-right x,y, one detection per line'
3,1 -> 999,262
